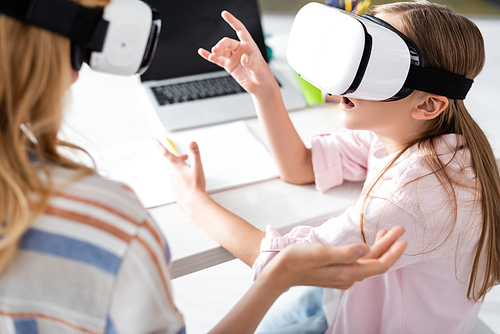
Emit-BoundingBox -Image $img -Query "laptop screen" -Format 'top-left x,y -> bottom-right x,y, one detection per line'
140,0 -> 268,82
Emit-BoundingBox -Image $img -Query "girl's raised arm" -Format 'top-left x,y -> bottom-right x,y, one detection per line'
199,11 -> 315,185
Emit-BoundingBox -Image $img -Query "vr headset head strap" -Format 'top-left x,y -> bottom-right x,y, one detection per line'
404,66 -> 474,100
361,13 -> 473,100
0,0 -> 109,69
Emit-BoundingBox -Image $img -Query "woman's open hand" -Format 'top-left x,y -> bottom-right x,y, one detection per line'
265,226 -> 408,292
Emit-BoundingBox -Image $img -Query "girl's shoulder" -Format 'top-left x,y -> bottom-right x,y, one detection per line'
389,135 -> 477,204
409,134 -> 473,175
378,134 -> 475,193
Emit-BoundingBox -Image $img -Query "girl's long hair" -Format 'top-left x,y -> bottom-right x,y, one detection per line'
365,1 -> 500,301
0,0 -> 111,273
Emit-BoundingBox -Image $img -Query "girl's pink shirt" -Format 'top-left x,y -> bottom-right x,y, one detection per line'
253,130 -> 484,333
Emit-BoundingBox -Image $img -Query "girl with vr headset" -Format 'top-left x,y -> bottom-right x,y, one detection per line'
0,0 -> 408,332
163,0 -> 500,332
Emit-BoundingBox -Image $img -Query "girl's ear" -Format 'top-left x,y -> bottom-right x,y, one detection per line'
412,95 -> 449,120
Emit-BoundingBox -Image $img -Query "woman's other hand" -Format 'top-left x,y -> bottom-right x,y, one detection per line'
265,226 -> 408,292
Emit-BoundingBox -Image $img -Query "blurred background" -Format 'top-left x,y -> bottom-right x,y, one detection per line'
258,0 -> 500,15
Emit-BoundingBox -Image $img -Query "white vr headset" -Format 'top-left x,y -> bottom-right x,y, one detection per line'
287,3 -> 473,101
0,0 -> 161,76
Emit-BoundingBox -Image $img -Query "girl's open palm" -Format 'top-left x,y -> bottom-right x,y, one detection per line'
198,11 -> 276,95
157,141 -> 207,209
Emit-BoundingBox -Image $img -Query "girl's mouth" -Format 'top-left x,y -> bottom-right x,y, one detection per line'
340,96 -> 355,110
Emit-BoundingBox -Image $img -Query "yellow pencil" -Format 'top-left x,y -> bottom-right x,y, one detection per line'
345,0 -> 352,12
159,136 -> 179,156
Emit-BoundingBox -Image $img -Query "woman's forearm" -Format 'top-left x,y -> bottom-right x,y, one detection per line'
209,270 -> 283,334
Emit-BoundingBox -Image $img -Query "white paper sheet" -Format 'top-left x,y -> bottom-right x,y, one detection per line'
82,121 -> 279,208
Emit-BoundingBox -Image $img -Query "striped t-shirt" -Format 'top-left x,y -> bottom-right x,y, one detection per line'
0,166 -> 185,334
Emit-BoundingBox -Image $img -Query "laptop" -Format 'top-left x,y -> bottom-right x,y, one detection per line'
140,0 -> 306,131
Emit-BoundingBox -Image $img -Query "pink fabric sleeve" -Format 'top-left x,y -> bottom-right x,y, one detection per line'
252,193 -> 425,280
311,130 -> 377,193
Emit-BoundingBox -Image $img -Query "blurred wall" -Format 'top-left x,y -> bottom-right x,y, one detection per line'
258,0 -> 500,15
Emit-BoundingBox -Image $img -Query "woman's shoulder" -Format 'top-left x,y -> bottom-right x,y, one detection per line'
50,167 -> 148,222
39,167 -> 164,256
8,168 -> 177,333
35,165 -> 169,262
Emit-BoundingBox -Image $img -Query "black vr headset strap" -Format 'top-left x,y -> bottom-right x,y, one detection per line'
0,0 -> 108,52
360,14 -> 473,100
405,65 -> 474,100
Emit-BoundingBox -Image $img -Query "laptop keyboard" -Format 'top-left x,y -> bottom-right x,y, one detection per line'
150,75 -> 246,106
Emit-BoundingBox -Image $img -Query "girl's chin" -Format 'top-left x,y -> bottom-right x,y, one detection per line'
339,114 -> 355,130
339,112 -> 369,131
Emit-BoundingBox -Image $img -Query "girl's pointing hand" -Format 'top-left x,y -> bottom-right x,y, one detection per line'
198,10 -> 277,95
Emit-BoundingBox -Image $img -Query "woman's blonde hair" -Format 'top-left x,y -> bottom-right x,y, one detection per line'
0,0 -> 111,273
362,0 -> 500,301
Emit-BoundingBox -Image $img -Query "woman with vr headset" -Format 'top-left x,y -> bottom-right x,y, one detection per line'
163,0 -> 500,333
0,0 -> 409,333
